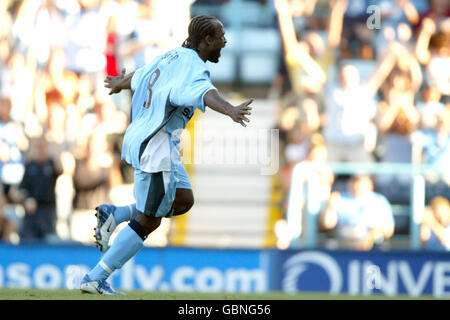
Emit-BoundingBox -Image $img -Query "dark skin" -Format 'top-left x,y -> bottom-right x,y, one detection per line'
105,19 -> 253,236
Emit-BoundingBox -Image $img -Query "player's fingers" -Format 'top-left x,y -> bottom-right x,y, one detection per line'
234,118 -> 245,127
243,98 -> 254,107
238,117 -> 248,126
241,115 -> 250,123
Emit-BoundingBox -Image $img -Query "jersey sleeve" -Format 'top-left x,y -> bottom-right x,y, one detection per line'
170,68 -> 216,112
131,66 -> 146,92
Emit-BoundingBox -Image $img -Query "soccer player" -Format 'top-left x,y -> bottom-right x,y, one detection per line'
80,15 -> 254,294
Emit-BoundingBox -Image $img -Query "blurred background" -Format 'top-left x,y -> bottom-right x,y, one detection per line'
0,0 -> 449,297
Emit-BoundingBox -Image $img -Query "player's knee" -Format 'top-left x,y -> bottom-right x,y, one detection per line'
172,189 -> 194,215
133,213 -> 162,238
173,196 -> 194,216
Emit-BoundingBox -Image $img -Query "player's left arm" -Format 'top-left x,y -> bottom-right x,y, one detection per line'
203,89 -> 254,127
104,68 -> 135,95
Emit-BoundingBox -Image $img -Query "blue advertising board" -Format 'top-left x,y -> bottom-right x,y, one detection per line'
275,249 -> 450,297
2,244 -> 450,297
0,244 -> 274,293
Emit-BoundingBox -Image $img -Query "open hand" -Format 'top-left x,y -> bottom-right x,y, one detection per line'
104,68 -> 126,95
229,98 -> 254,127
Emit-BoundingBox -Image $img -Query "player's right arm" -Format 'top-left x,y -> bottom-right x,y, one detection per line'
104,68 -> 135,95
203,89 -> 253,127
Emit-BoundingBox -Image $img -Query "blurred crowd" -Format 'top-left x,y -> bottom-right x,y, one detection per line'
0,0 -> 448,252
0,0 -> 192,244
273,0 -> 450,251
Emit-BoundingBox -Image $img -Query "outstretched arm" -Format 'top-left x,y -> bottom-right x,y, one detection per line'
327,0 -> 348,49
104,68 -> 135,95
203,89 -> 254,127
321,191 -> 341,230
366,43 -> 398,96
275,0 -> 298,55
415,17 -> 435,65
397,0 -> 420,25
275,0 -> 326,84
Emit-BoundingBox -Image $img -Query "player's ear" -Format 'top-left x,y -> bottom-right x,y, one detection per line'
204,34 -> 214,47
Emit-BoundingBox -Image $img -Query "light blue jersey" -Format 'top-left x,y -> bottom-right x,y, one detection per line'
121,47 -> 216,173
335,192 -> 394,241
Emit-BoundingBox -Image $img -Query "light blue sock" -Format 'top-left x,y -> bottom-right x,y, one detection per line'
87,225 -> 144,281
113,203 -> 137,224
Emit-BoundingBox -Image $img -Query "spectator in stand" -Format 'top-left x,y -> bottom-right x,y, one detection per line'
0,97 -> 28,181
33,0 -> 68,68
73,130 -> 113,210
376,70 -> 421,161
415,17 -> 450,97
276,133 -> 334,248
375,70 -> 421,199
321,174 -> 395,251
322,44 -> 399,163
16,135 -> 62,242
45,91 -> 72,159
0,185 -> 18,244
283,98 -> 321,165
64,0 -> 108,79
374,38 -> 422,201
76,72 -> 96,116
274,0 -> 347,102
46,48 -> 79,107
414,108 -> 450,200
421,196 -> 450,251
417,85 -> 446,129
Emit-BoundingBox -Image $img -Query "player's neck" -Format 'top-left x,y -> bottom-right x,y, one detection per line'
197,51 -> 208,62
196,44 -> 208,62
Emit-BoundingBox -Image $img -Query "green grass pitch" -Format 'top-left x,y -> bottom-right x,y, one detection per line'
0,289 -> 440,300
